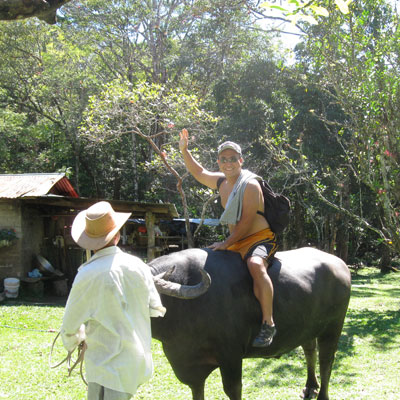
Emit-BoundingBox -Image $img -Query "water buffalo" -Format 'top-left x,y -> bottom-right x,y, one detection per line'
150,247 -> 351,400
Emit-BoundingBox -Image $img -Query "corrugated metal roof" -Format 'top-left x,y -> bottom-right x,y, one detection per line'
0,173 -> 79,198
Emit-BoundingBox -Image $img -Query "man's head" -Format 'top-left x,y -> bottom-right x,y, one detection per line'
217,141 -> 242,157
71,201 -> 131,250
217,141 -> 243,177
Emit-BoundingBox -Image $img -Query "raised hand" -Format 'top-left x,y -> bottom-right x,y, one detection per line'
179,128 -> 189,152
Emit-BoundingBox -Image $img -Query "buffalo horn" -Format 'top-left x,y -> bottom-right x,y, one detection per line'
153,267 -> 211,299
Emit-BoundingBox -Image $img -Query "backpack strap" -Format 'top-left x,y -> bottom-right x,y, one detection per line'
257,179 -> 266,217
216,177 -> 226,191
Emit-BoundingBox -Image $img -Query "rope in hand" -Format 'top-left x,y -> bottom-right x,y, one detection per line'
49,331 -> 88,386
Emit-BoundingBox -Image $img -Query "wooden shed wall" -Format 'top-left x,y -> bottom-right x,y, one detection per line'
21,204 -> 44,276
0,201 -> 23,279
0,201 -> 43,280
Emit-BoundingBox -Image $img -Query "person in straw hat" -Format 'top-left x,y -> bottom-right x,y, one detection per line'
61,201 -> 166,400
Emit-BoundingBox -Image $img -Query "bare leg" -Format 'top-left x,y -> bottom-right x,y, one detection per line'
247,256 -> 274,326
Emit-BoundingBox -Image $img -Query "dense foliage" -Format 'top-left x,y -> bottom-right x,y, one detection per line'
0,0 -> 398,268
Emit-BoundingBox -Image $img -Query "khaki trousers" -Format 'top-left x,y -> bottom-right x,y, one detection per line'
87,382 -> 132,400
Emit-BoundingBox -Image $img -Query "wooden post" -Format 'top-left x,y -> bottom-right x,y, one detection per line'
145,211 -> 156,261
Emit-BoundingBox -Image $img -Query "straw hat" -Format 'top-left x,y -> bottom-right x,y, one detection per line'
71,201 -> 131,250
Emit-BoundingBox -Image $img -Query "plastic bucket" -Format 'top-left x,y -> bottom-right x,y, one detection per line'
4,278 -> 20,298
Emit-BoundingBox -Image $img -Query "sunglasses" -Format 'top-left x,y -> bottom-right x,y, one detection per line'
219,156 -> 240,164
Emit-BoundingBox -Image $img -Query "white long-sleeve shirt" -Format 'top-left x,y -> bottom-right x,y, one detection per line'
61,246 -> 166,396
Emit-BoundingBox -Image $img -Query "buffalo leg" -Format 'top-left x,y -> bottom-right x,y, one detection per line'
190,382 -> 205,400
174,365 -> 215,400
219,358 -> 243,400
301,339 -> 319,399
317,324 -> 344,400
173,365 -> 214,400
162,345 -> 215,400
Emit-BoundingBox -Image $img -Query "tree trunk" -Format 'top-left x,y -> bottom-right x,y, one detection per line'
131,132 -> 138,201
146,211 -> 156,261
329,215 -> 337,254
293,200 -> 307,248
336,216 -> 349,263
379,244 -> 392,274
113,172 -> 121,200
335,181 -> 350,263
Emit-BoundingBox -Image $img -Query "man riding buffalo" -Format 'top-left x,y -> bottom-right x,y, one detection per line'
179,128 -> 278,347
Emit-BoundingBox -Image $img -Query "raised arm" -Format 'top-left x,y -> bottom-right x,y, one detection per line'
179,129 -> 223,189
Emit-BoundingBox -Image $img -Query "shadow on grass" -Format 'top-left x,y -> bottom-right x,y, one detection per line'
1,294 -> 66,308
344,276 -> 400,351
242,275 -> 400,392
350,269 -> 399,285
249,357 -> 305,389
350,286 -> 400,298
341,308 -> 400,350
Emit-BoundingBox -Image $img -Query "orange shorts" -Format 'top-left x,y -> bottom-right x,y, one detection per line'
227,228 -> 277,264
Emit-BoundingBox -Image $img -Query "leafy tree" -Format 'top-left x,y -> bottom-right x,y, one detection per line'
261,0 -> 354,26
52,0 -> 276,200
60,0 -> 271,89
3,0 -> 397,265
0,19 -> 106,190
210,57 -> 349,253
0,2 -> 276,201
294,0 -> 400,265
0,105 -> 42,172
80,79 -> 216,246
0,0 -> 353,26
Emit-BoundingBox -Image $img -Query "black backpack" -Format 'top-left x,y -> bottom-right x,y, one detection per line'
217,177 -> 290,234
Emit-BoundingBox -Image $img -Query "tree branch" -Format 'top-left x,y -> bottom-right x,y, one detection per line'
0,0 -> 71,24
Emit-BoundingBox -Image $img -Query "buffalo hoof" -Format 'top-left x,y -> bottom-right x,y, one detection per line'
301,387 -> 318,399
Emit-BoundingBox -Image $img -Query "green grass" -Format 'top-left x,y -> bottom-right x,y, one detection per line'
1,268 -> 399,399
